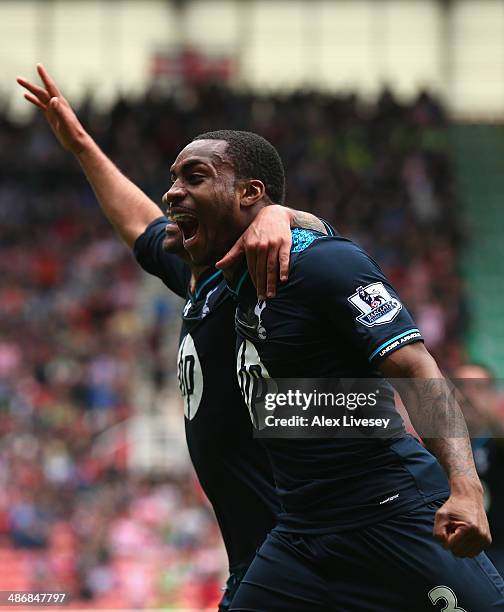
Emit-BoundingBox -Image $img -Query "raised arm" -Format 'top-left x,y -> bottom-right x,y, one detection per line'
17,64 -> 160,248
18,66 -> 329,299
380,342 -> 491,558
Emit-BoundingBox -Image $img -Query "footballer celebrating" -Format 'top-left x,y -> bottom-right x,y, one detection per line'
158,131 -> 504,611
17,65 -> 332,610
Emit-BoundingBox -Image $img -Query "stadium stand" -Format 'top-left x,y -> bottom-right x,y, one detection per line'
451,125 -> 504,375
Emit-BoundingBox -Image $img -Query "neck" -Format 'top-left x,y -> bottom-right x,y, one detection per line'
222,258 -> 245,285
189,265 -> 212,293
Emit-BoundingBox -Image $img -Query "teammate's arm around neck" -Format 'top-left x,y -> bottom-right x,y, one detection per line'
217,205 -> 329,300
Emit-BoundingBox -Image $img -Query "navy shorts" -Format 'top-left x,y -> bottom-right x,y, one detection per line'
229,502 -> 504,611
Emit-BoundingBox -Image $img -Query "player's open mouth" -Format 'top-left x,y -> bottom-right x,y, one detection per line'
170,210 -> 200,247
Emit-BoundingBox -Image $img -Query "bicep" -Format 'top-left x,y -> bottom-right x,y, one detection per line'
378,342 -> 441,378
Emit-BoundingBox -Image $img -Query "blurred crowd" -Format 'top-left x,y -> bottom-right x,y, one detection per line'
0,83 -> 503,607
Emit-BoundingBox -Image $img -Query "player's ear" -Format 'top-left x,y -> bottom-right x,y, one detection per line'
240,179 -> 265,208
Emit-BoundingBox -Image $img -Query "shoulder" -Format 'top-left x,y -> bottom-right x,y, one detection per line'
291,231 -> 380,278
134,215 -> 169,248
133,215 -> 191,298
291,229 -> 369,257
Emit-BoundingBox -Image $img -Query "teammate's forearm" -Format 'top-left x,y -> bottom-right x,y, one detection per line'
288,209 -> 328,234
76,136 -> 161,247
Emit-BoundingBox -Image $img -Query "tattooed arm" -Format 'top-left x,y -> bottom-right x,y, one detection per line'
289,209 -> 328,234
380,342 -> 491,558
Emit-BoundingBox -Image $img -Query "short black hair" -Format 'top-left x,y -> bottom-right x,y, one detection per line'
193,130 -> 285,204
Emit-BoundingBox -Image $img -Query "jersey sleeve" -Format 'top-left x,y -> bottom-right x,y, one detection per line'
133,216 -> 191,299
297,238 -> 423,364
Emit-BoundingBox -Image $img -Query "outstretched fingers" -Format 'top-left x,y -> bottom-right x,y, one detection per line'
37,64 -> 61,98
23,92 -> 47,111
17,64 -> 86,156
278,240 -> 291,283
16,77 -> 50,105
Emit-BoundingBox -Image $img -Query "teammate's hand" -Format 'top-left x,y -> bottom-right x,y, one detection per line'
433,487 -> 491,557
17,64 -> 89,156
216,205 -> 292,300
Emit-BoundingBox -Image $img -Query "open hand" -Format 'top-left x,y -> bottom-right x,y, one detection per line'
17,64 -> 89,155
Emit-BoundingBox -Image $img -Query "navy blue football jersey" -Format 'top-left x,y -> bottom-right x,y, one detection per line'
134,217 -> 279,570
231,229 -> 450,534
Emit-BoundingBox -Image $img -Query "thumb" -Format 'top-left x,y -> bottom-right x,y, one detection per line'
216,237 -> 244,270
433,512 -> 450,547
444,524 -> 470,548
48,97 -> 65,121
49,96 -> 72,120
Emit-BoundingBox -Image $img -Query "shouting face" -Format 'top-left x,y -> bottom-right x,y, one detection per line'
163,139 -> 252,267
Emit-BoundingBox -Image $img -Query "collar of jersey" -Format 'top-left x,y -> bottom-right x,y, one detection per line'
226,268 -> 249,297
190,269 -> 223,301
226,229 -> 325,297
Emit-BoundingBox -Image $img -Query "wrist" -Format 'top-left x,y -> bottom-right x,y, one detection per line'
74,131 -> 95,158
449,475 -> 484,498
283,206 -> 297,227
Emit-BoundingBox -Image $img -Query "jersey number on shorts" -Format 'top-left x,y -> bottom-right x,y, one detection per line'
428,586 -> 466,612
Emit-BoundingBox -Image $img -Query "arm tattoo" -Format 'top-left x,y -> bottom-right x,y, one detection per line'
397,378 -> 479,483
291,210 -> 328,234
